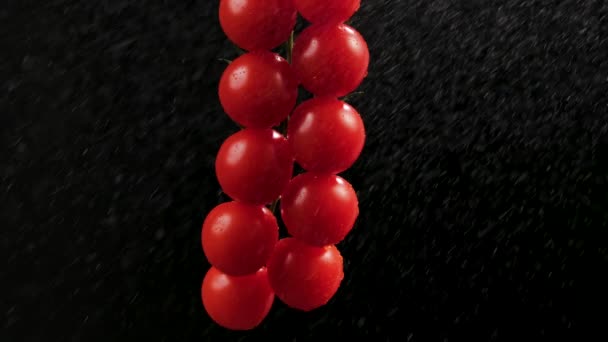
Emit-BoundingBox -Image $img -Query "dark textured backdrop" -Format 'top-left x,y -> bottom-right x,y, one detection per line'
2,0 -> 608,341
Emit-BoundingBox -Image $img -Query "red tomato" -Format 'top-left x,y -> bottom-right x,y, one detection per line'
219,0 -> 297,51
215,129 -> 293,205
288,97 -> 365,174
295,0 -> 360,24
219,52 -> 298,128
202,202 -> 279,276
201,267 -> 274,330
281,173 -> 359,246
292,24 -> 369,97
267,238 -> 344,311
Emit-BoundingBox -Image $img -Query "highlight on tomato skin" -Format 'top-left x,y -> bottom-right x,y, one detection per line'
219,51 -> 298,129
219,0 -> 297,51
202,201 -> 279,276
292,23 -> 370,97
294,0 -> 360,24
266,238 -> 344,312
215,128 -> 294,205
281,172 -> 359,247
287,97 -> 366,174
201,267 -> 275,331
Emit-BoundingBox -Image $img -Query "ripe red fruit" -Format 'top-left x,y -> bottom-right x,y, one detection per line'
202,267 -> 274,330
292,24 -> 369,97
267,238 -> 344,311
281,173 -> 359,246
295,0 -> 360,24
202,202 -> 279,276
215,129 -> 293,205
219,52 -> 298,128
288,97 -> 365,174
219,0 -> 297,51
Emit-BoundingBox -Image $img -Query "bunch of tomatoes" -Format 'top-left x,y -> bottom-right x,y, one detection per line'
201,0 -> 369,330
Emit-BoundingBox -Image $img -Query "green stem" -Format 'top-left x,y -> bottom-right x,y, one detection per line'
341,91 -> 365,102
278,31 -> 295,136
286,31 -> 294,64
269,199 -> 279,214
268,31 -> 296,215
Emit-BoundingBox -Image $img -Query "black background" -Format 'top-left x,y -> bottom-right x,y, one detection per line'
2,0 -> 608,341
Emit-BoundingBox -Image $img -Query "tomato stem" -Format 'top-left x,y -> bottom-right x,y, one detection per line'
269,199 -> 279,214
286,31 -> 294,64
341,91 -> 365,102
268,31 -> 296,215
278,31 -> 295,136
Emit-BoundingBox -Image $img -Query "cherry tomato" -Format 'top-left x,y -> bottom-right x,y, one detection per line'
219,0 -> 297,51
267,238 -> 343,311
219,52 -> 298,128
295,0 -> 360,24
288,97 -> 365,174
216,129 -> 293,205
292,24 -> 369,97
202,267 -> 274,330
281,173 -> 358,246
202,202 -> 279,276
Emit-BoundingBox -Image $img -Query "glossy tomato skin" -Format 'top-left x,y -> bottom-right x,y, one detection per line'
295,0 -> 360,24
202,267 -> 274,330
202,202 -> 279,276
281,173 -> 359,246
219,52 -> 298,128
267,238 -> 343,311
219,0 -> 297,51
216,129 -> 293,205
292,24 -> 369,97
288,97 -> 365,174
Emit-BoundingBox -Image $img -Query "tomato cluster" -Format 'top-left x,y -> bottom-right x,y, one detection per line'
202,0 -> 368,330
